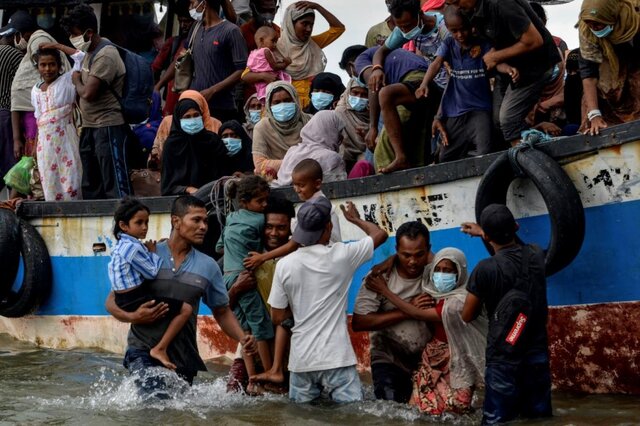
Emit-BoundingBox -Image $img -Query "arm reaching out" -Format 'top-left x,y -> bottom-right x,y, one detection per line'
340,201 -> 388,248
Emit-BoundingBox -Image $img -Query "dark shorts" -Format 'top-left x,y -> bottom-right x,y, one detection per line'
371,362 -> 413,403
440,110 -> 494,163
482,354 -> 552,425
115,281 -> 183,316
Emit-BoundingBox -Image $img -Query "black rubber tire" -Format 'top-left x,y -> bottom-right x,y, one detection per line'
0,218 -> 52,317
475,149 -> 585,276
0,209 -> 20,298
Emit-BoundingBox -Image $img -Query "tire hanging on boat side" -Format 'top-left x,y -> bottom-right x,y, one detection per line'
0,216 -> 52,317
475,148 -> 585,276
0,209 -> 21,298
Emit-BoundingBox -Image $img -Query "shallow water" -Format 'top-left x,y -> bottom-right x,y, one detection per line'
0,335 -> 638,426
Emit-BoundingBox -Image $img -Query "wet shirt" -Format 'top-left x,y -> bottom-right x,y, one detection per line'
384,12 -> 449,88
467,244 -> 548,364
355,46 -> 428,85
269,237 -> 374,373
467,0 -> 560,83
216,209 -> 264,274
80,44 -> 126,127
437,36 -> 492,117
127,241 -> 229,374
189,20 -> 248,110
354,266 -> 432,374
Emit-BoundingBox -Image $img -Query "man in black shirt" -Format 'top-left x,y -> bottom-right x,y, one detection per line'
461,204 -> 552,425
445,0 -> 561,147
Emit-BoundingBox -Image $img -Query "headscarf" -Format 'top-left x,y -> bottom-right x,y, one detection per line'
272,110 -> 347,187
578,0 -> 640,81
219,120 -> 254,174
243,94 -> 260,138
423,247 -> 488,390
305,72 -> 347,114
160,99 -> 228,195
422,0 -> 445,11
152,90 -> 222,165
252,81 -> 311,161
277,4 -> 327,80
335,78 -> 370,164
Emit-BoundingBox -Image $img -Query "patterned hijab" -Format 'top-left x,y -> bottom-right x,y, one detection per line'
335,78 -> 370,163
277,3 -> 327,80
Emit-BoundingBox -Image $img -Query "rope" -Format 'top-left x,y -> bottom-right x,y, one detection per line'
207,176 -> 241,231
508,129 -> 553,177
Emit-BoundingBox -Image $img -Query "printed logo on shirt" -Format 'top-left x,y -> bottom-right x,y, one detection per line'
505,312 -> 528,345
213,40 -> 219,46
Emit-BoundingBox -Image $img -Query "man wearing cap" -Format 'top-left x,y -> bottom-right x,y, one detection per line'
268,198 -> 388,403
461,204 -> 551,424
4,10 -> 69,165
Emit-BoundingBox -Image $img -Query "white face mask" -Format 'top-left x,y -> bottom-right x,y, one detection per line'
69,31 -> 92,52
189,1 -> 204,21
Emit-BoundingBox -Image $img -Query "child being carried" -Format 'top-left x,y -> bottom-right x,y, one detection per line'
247,26 -> 292,102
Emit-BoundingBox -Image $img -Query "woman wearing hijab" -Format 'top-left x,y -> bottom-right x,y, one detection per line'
149,90 -> 222,169
335,78 -> 371,173
273,1 -> 344,109
252,81 -> 311,179
219,120 -> 254,175
243,94 -> 263,138
578,0 -> 640,136
304,72 -> 346,114
160,98 -> 228,195
366,247 -> 488,415
272,110 -> 347,187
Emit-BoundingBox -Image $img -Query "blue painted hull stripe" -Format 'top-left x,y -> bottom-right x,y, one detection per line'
18,199 -> 640,316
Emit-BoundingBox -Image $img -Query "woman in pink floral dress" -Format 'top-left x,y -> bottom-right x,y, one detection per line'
30,45 -> 83,201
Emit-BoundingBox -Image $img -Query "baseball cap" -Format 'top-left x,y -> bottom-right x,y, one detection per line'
480,204 -> 517,244
0,11 -> 37,37
292,196 -> 332,246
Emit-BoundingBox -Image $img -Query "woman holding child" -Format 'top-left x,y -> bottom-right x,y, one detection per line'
367,247 -> 487,414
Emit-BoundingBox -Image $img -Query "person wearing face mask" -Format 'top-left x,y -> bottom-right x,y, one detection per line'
219,120 -> 254,175
161,99 -> 229,196
304,72 -> 345,115
251,81 -> 310,179
365,246 -> 488,414
3,10 -> 70,169
0,35 -> 24,191
338,44 -> 368,79
368,0 -> 449,174
334,77 -> 371,174
577,0 -> 640,136
243,94 -> 263,138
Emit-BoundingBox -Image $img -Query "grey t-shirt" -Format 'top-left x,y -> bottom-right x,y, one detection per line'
80,43 -> 126,128
127,242 -> 229,375
354,266 -> 432,374
189,20 -> 248,110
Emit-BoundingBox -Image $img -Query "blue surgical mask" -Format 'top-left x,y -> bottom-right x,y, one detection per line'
591,24 -> 613,38
311,92 -> 335,111
222,137 -> 242,156
348,95 -> 368,111
248,109 -> 261,124
400,20 -> 424,40
270,102 -> 297,122
180,117 -> 204,135
433,272 -> 457,293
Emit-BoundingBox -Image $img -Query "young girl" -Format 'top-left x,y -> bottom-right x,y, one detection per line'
247,26 -> 292,102
216,175 -> 278,379
30,45 -> 83,201
107,197 -> 193,370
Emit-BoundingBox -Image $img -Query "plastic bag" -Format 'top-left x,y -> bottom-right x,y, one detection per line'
3,156 -> 35,195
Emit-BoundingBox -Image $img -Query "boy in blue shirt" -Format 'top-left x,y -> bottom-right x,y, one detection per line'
416,7 -> 517,162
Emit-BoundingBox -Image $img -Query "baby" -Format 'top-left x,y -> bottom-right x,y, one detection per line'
247,26 -> 292,101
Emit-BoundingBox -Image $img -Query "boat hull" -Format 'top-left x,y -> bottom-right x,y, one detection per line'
2,125 -> 640,394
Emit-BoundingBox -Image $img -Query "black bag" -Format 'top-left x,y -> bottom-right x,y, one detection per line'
487,245 -> 534,358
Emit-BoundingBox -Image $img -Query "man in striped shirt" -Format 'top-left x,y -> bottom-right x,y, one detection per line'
0,34 -> 23,189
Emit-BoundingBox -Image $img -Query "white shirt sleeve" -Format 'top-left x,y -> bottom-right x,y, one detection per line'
345,236 -> 375,270
30,86 -> 40,120
268,261 -> 289,309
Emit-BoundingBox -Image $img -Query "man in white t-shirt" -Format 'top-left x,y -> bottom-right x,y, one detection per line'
268,197 -> 388,403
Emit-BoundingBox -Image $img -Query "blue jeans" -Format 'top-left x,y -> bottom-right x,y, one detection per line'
289,366 -> 362,403
124,348 -> 195,397
482,353 -> 552,425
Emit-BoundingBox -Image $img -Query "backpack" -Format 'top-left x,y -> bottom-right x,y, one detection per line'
486,245 -> 535,359
89,41 -> 154,124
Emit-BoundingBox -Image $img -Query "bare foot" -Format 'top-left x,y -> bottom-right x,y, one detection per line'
250,369 -> 285,384
150,347 -> 177,370
246,381 -> 267,396
378,157 -> 410,174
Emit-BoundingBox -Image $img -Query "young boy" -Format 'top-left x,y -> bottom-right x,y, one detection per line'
416,7 -> 518,162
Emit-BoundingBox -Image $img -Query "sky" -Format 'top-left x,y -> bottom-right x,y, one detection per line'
273,0 -> 583,82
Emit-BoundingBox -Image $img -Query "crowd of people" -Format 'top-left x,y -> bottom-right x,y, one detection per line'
1,0 -> 638,201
